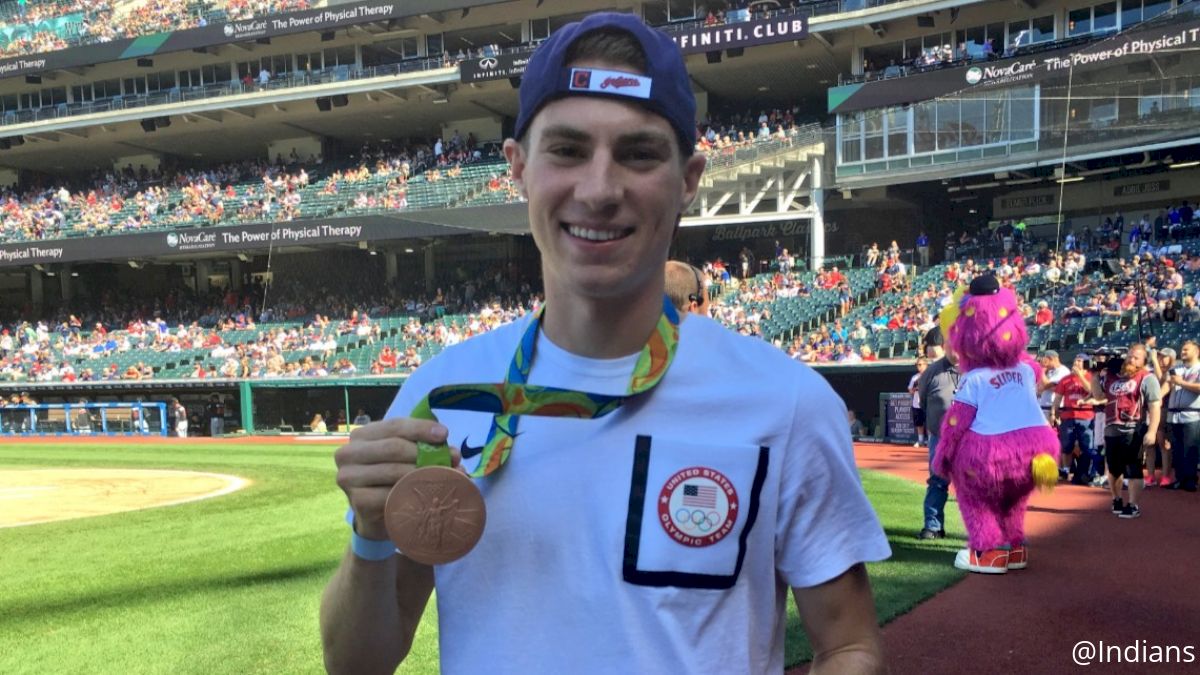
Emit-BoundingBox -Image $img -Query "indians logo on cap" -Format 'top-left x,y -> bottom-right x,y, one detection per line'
568,67 -> 652,100
658,466 -> 738,547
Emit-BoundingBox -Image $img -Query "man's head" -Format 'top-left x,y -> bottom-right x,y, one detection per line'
503,13 -> 706,304
1039,350 -> 1060,369
1123,343 -> 1149,377
916,357 -> 928,372
1182,340 -> 1199,364
664,260 -> 710,317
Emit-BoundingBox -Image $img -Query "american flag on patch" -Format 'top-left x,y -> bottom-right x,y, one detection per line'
682,484 -> 717,508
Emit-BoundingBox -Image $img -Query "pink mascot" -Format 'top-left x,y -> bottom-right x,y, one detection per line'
933,274 -> 1059,574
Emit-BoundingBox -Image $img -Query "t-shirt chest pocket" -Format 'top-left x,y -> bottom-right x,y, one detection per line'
622,435 -> 769,590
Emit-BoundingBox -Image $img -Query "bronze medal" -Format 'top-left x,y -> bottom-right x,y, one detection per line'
384,466 -> 486,566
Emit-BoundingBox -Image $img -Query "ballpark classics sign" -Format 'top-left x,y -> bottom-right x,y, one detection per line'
460,15 -> 808,84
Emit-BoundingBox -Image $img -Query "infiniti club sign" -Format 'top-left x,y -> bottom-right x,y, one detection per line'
460,15 -> 809,84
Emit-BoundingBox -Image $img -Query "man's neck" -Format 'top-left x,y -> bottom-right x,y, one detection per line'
539,287 -> 665,359
1186,358 -> 1199,368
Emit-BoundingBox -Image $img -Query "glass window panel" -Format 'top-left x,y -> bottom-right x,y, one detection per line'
1032,15 -> 1055,42
904,37 -> 921,61
840,114 -> 862,163
1143,0 -> 1170,20
402,37 -> 419,58
914,101 -> 936,153
426,33 -> 443,56
1008,20 -> 1031,48
1138,79 -> 1164,118
936,99 -> 959,150
986,91 -> 1008,144
1094,3 -> 1118,32
1121,0 -> 1142,28
667,0 -> 696,21
1010,86 -> 1036,140
643,1 -> 668,25
1068,7 -> 1092,36
0,94 -> 16,111
960,96 -> 985,146
71,85 -> 92,102
887,107 -> 908,157
1091,98 -> 1117,126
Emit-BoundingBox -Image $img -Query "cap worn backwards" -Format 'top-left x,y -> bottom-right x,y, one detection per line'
513,12 -> 696,155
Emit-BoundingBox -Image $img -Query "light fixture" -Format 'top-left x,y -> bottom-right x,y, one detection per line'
968,208 -> 977,214
432,97 -> 449,104
1056,176 -> 1084,184
1169,161 -> 1199,169
70,271 -> 79,277
369,250 -> 378,256
404,247 -> 414,253
46,271 -> 56,276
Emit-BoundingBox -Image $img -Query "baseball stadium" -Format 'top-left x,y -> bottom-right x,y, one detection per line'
1,0 -> 1198,671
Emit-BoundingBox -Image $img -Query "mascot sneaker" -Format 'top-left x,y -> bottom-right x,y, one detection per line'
954,548 -> 1009,574
1007,545 -> 1027,570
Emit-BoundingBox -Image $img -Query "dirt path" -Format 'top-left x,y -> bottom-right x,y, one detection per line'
789,443 -> 1200,673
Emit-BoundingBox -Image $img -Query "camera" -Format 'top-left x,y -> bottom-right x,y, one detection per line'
1085,346 -> 1127,375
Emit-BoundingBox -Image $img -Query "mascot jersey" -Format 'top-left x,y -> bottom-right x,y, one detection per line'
953,362 -> 1047,435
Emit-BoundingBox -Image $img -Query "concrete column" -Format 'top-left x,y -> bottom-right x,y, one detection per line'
230,259 -> 243,291
809,156 -> 825,272
195,260 -> 212,295
29,269 -> 43,310
385,252 -> 398,284
60,265 -> 72,301
424,245 -> 435,293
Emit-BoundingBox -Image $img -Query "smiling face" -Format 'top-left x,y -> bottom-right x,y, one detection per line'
504,80 -> 705,305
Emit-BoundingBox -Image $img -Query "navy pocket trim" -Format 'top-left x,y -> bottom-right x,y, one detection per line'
622,434 -> 769,589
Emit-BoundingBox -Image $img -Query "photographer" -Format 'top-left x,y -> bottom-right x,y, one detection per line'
1090,344 -> 1162,518
1166,340 -> 1200,492
1050,355 -> 1102,486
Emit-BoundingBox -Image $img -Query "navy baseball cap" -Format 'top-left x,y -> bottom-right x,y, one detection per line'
513,11 -> 696,155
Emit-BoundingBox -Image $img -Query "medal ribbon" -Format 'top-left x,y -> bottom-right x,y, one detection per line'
410,295 -> 680,477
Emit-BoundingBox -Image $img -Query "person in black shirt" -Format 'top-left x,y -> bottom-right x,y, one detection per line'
206,394 -> 226,437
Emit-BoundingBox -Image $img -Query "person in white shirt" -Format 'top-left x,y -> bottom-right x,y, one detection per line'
1037,350 -> 1071,477
910,357 -> 928,446
320,14 -> 889,675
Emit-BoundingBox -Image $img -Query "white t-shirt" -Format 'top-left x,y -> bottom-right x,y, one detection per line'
953,363 -> 1050,435
909,372 -> 921,408
385,314 -> 890,674
1039,364 -> 1070,409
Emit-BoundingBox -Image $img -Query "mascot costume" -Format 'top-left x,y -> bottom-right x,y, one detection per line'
933,274 -> 1059,574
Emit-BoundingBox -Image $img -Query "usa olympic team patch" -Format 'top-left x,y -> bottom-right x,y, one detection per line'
657,466 -> 738,547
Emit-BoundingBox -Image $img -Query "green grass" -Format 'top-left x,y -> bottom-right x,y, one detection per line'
0,442 -> 964,673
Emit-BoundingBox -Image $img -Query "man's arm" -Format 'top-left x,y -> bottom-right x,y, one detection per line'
791,564 -> 885,675
320,418 -> 455,675
320,551 -> 433,675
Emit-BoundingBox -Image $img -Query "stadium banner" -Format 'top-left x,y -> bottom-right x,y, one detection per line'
0,12 -> 84,48
0,0 -> 502,79
459,15 -> 809,83
880,392 -> 916,443
0,217 -> 461,268
828,14 -> 1200,114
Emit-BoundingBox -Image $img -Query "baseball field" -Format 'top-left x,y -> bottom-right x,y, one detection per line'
0,438 -> 965,674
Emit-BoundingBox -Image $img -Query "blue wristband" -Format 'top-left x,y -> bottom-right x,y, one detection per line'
346,508 -> 398,561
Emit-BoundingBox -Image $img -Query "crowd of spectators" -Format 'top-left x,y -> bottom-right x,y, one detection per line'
0,0 -> 326,59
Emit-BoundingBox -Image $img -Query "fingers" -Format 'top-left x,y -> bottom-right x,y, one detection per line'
349,417 -> 448,444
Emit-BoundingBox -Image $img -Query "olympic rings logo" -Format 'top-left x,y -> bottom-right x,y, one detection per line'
674,508 -> 721,532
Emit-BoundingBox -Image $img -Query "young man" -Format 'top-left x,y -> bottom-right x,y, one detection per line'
909,357 -> 928,447
1091,344 -> 1162,518
916,328 -> 958,540
1166,340 -> 1200,491
1050,354 -> 1100,486
320,13 -> 889,674
1037,350 -> 1071,479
